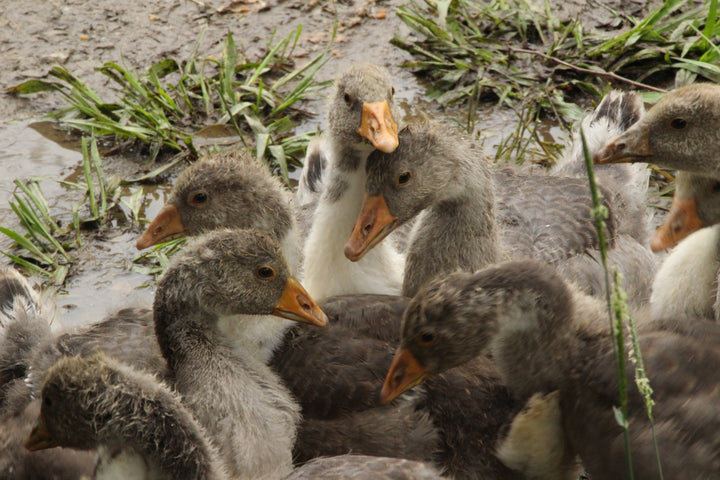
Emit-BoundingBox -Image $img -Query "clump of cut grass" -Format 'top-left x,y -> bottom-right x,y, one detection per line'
393,0 -> 719,164
8,26 -> 333,183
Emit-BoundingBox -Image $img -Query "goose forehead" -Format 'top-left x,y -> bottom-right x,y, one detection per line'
336,67 -> 392,99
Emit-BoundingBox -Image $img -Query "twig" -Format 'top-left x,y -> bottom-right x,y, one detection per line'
510,47 -> 668,93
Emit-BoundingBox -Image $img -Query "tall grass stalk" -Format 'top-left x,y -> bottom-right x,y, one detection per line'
581,129 -> 664,478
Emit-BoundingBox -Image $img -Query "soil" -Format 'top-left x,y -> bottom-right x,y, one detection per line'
0,0 -> 661,327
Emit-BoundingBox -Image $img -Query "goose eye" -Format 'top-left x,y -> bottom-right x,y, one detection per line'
397,171 -> 412,186
189,191 -> 208,206
712,182 -> 720,193
418,331 -> 435,345
670,118 -> 687,129
44,396 -> 52,408
256,266 -> 276,279
391,86 -> 395,97
343,92 -> 352,105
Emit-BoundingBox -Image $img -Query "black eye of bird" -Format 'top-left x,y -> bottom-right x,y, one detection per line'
391,86 -> 395,97
257,266 -> 276,279
189,191 -> 208,206
398,171 -> 412,185
343,92 -> 352,105
44,396 -> 52,408
712,182 -> 720,193
670,118 -> 687,129
419,332 -> 435,345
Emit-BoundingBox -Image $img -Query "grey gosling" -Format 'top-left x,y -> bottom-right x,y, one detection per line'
152,228 -> 326,479
25,353 -> 227,480
382,260 -> 720,479
346,91 -> 656,306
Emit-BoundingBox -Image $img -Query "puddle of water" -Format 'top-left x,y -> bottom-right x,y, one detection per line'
0,121 -> 169,328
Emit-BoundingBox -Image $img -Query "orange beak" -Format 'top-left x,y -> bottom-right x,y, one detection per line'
136,204 -> 187,250
593,125 -> 651,164
357,100 -> 399,153
273,277 -> 327,327
380,347 -> 429,404
344,194 -> 398,262
25,412 -> 58,451
650,197 -> 704,252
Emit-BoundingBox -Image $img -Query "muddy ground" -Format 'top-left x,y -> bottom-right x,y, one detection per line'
0,0 -> 660,327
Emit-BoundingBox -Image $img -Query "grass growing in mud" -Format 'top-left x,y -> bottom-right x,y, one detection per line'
393,0 -> 719,164
0,138 -> 117,283
9,26 -> 332,183
3,28 -> 333,283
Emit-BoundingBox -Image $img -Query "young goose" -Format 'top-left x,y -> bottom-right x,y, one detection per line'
301,63 -> 405,300
25,353 -> 228,480
346,93 -> 656,304
381,260 -> 720,479
593,83 -> 720,251
594,83 -> 720,177
153,228 -> 325,479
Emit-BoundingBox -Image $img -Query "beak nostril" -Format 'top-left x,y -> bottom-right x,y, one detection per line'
297,295 -> 311,312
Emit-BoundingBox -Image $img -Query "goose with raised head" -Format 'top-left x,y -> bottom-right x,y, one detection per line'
381,260 -> 720,479
136,150 -> 302,276
25,353 -> 228,480
300,63 -> 405,300
592,84 -> 720,321
346,91 -> 656,303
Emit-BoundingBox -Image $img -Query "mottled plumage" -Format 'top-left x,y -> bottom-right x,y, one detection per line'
389,260 -> 720,479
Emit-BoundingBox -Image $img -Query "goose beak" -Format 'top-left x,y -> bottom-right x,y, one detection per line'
136,204 -> 187,250
345,194 -> 398,262
650,197 -> 704,252
273,277 -> 327,327
380,347 -> 429,404
358,100 -> 399,153
25,413 -> 58,451
594,125 -> 651,164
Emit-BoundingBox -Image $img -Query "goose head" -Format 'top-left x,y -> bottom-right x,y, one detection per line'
650,171 -> 720,251
327,63 -> 399,166
137,151 -> 294,250
154,229 -> 326,336
380,261 -> 571,403
594,83 -> 720,176
345,122 -> 486,261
